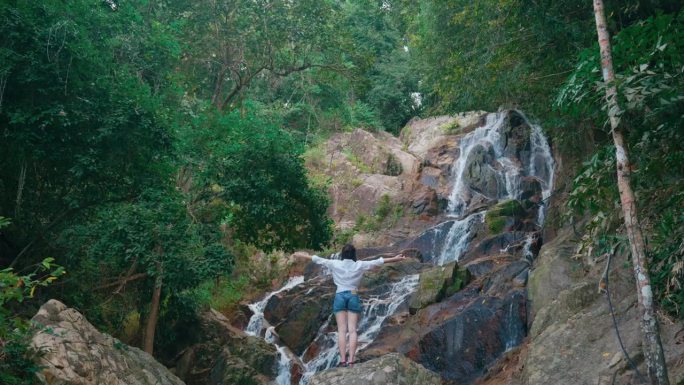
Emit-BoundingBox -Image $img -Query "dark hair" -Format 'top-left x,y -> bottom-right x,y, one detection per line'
340,244 -> 356,261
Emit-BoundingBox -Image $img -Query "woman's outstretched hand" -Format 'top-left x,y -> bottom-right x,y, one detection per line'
384,253 -> 407,263
292,251 -> 312,260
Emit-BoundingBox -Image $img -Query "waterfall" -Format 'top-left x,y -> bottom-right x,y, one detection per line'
447,113 -> 508,216
244,276 -> 304,385
243,273 -> 419,385
245,275 -> 305,337
436,213 -> 484,265
240,110 -> 555,384
529,124 -> 555,224
266,327 -> 298,385
434,111 -> 555,265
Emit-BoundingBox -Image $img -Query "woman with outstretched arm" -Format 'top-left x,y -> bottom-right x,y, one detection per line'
294,244 -> 406,368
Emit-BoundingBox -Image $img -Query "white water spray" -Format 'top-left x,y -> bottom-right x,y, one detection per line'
245,275 -> 305,337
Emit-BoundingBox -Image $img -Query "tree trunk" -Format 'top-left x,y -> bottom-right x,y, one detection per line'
592,1 -> 670,384
143,262 -> 163,355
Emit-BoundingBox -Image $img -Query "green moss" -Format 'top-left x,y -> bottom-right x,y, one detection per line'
486,215 -> 507,233
384,153 -> 403,176
440,120 -> 461,134
343,149 -> 372,174
445,268 -> 471,297
490,199 -> 525,217
120,311 -> 140,343
485,199 -> 526,233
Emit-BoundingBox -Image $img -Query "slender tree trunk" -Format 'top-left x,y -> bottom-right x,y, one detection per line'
592,1 -> 670,384
143,262 -> 163,355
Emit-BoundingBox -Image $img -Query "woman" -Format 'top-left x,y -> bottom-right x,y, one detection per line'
294,244 -> 406,367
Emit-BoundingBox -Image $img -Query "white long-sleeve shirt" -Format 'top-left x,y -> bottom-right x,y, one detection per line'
311,255 -> 385,293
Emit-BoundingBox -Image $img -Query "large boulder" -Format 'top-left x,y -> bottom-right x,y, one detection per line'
401,112 -> 486,159
30,299 -> 184,385
463,143 -> 504,199
414,291 -> 527,385
208,348 -> 271,385
308,353 -> 441,385
523,227 -> 684,385
171,309 -> 277,385
408,262 -> 470,314
348,129 -> 418,176
264,277 -> 335,355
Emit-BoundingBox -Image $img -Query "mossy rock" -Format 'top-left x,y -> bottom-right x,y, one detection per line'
485,199 -> 526,233
384,153 -> 403,176
440,120 -> 461,134
408,261 -> 471,313
120,310 -> 140,344
444,268 -> 472,298
485,216 -> 508,233
227,335 -> 277,377
489,199 -> 526,217
209,350 -> 266,385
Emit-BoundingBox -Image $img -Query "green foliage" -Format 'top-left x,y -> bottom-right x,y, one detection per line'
343,150 -> 372,174
1,0 -> 335,353
409,0 -> 594,115
649,208 -> 684,315
0,1 -> 175,228
178,105 -> 332,251
0,217 -> 63,385
353,194 -> 404,233
194,275 -> 250,312
559,12 -> 684,318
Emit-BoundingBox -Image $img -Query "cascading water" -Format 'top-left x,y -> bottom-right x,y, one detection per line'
436,213 -> 484,265
245,275 -> 305,337
529,124 -> 555,224
244,276 -> 304,385
435,111 -> 555,266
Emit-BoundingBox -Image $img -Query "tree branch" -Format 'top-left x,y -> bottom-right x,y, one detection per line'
95,272 -> 148,291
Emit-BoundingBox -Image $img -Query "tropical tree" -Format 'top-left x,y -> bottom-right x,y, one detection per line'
591,1 -> 669,383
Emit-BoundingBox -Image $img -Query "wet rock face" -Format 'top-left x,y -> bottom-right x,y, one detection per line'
500,111 -> 532,168
308,353 -> 441,385
417,291 -> 527,385
464,142 -> 503,199
410,185 -> 440,216
30,300 -> 184,385
359,253 -> 530,385
399,220 -> 456,263
171,309 -> 277,385
208,348 -> 271,385
264,277 -> 335,355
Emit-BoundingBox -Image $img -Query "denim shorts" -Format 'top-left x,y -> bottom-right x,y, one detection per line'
333,290 -> 362,314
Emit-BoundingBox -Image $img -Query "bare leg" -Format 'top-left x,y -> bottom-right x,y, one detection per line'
347,311 -> 359,364
335,311 -> 348,363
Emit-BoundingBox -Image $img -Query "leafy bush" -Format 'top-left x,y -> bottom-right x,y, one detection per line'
353,194 -> 404,233
0,218 -> 64,384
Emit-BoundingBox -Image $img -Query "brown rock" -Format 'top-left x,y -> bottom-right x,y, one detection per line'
30,300 -> 184,385
309,353 -> 441,385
